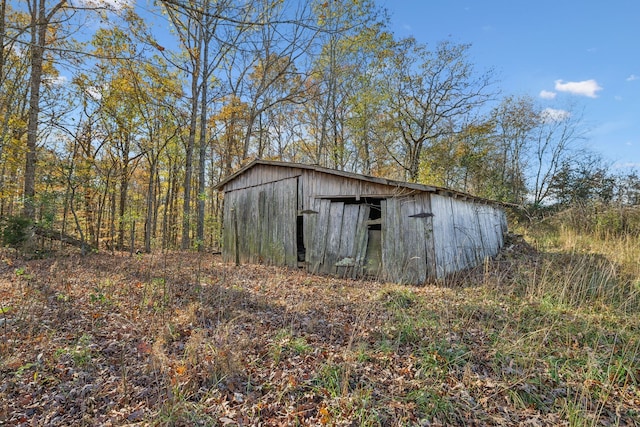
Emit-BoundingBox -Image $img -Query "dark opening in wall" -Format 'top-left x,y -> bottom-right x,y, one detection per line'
367,199 -> 382,230
296,215 -> 305,262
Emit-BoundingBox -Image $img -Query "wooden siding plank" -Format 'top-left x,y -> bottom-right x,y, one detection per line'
323,202 -> 345,275
477,204 -> 494,256
380,199 -> 391,281
420,193 -> 437,279
257,189 -> 266,260
336,204 -> 360,278
398,197 -> 427,284
302,197 -> 320,264
381,198 -> 400,282
283,179 -> 298,267
297,177 -> 303,211
270,181 -> 285,265
246,186 -> 258,263
452,199 -> 477,270
431,193 -> 457,277
309,199 -> 331,274
353,204 -> 370,278
338,204 -> 359,259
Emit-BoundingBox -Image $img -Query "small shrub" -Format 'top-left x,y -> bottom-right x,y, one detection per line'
1,216 -> 32,248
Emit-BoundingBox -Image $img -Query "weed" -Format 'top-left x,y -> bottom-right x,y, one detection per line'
406,389 -> 461,424
1,216 -> 32,248
269,329 -> 312,364
89,286 -> 111,306
313,362 -> 349,398
71,334 -> 95,367
380,287 -> 416,310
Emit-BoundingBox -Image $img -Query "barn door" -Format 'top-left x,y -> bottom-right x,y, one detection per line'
307,199 -> 381,278
381,196 -> 433,284
360,200 -> 381,277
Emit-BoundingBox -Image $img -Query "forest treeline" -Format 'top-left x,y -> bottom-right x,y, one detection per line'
1,0 -> 639,253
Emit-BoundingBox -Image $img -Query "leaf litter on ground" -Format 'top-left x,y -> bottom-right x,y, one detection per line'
0,248 -> 638,426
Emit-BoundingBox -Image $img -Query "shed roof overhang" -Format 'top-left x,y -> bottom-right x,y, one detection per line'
215,159 -> 506,207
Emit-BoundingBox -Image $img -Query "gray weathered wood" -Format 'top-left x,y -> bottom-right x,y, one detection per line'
309,199 -> 331,274
399,197 -> 427,284
323,202 -> 345,275
218,161 -> 507,284
353,204 -> 370,278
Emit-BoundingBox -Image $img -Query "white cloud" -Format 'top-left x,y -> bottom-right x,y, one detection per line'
44,75 -> 68,86
613,161 -> 640,169
86,86 -> 103,101
77,0 -> 132,10
539,90 -> 556,100
540,107 -> 570,122
554,79 -> 602,98
614,95 -> 623,101
627,74 -> 639,81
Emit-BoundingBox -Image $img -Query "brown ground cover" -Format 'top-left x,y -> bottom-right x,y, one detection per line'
0,248 -> 638,426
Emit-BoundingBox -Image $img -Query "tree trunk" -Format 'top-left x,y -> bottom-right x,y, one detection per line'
196,34 -> 209,251
109,185 -> 116,253
0,0 -> 6,84
24,2 -> 46,219
144,157 -> 155,253
24,0 -> 67,219
181,36 -> 202,250
96,168 -> 111,250
161,159 -> 172,250
117,134 -> 130,250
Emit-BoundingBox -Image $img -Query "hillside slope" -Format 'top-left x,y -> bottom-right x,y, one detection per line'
0,248 -> 638,426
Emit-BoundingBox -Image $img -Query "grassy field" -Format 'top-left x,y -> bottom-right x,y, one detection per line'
0,211 -> 639,426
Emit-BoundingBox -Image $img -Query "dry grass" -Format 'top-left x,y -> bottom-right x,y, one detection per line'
0,219 -> 639,425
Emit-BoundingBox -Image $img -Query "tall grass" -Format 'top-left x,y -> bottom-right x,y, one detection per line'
521,204 -> 640,312
1,204 -> 638,426
491,204 -> 640,426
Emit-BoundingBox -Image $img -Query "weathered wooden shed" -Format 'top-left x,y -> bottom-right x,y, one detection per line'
216,160 -> 507,284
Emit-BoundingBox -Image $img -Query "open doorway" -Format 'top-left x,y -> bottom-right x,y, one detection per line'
296,214 -> 306,265
363,198 -> 382,276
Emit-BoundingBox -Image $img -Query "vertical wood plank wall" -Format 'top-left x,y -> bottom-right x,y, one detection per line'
381,194 -> 435,284
222,176 -> 297,267
221,163 -> 508,284
430,193 -> 507,277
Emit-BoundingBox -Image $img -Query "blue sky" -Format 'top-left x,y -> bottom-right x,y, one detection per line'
381,0 -> 640,170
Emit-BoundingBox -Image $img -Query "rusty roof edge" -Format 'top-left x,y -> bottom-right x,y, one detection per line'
214,159 -> 507,207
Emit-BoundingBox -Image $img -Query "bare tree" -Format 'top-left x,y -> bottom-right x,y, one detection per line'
491,95 -> 537,204
530,105 -> 586,206
162,0 -> 252,250
383,38 -> 495,182
23,0 -> 69,219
